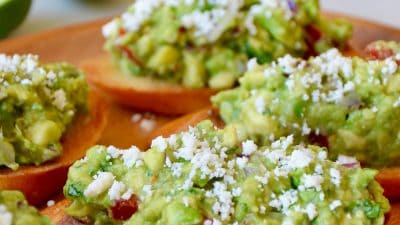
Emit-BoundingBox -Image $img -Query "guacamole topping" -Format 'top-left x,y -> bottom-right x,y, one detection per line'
0,190 -> 52,225
103,0 -> 351,89
212,48 -> 400,167
0,54 -> 87,169
64,121 -> 389,225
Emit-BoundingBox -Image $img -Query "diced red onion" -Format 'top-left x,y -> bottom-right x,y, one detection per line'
287,0 -> 297,12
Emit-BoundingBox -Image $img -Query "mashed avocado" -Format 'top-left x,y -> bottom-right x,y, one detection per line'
103,0 -> 351,89
0,190 -> 52,225
212,48 -> 400,168
64,121 -> 389,225
0,54 -> 87,169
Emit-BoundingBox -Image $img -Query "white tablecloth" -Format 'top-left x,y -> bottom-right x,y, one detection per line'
9,0 -> 400,38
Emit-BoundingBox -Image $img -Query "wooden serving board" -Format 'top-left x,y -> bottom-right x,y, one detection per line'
1,12 -> 400,224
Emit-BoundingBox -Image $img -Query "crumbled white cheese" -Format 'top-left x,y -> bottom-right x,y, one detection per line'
242,140 -> 257,156
393,97 -> 400,107
102,20 -> 119,37
231,187 -> 242,197
329,168 -> 341,187
317,151 -> 327,160
264,148 -> 285,164
382,58 -> 398,75
46,200 -> 55,207
0,54 -> 38,76
182,196 -> 189,207
314,164 -> 323,175
121,188 -> 133,200
302,174 -> 324,191
269,189 -> 298,213
47,71 -> 57,80
247,58 -> 258,71
203,219 -> 222,225
181,0 -> 243,42
303,203 -> 318,220
20,78 -> 32,85
255,174 -> 270,185
336,155 -> 359,167
254,96 -> 266,114
142,184 -> 153,198
271,135 -> 293,150
107,146 -> 144,168
286,148 -> 314,169
171,162 -> 183,177
84,172 -> 115,197
0,205 -> 12,225
123,146 -> 144,168
53,89 -> 67,110
121,0 -> 162,33
329,200 -> 342,210
108,181 -> 126,201
151,136 -> 168,152
131,113 -> 142,122
301,121 -> 311,136
140,118 -> 156,132
236,157 -> 248,169
278,54 -> 299,74
282,220 -> 294,225
209,182 -> 234,220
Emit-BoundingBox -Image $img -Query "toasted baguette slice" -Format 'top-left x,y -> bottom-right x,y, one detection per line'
82,55 -> 216,115
376,168 -> 400,200
0,90 -> 108,205
39,186 -> 400,225
40,199 -> 72,225
151,108 -> 400,200
148,107 -> 222,143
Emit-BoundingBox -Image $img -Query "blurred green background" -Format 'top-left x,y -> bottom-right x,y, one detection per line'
1,0 -> 399,39
2,0 -> 131,38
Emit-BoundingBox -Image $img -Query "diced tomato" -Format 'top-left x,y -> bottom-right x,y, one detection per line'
119,46 -> 143,66
179,26 -> 187,33
111,195 -> 139,221
308,132 -> 329,149
119,28 -> 126,36
365,45 -> 394,60
304,25 -> 323,57
305,25 -> 322,42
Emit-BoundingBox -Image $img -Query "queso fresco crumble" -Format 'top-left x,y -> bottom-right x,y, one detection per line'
64,121 -> 389,225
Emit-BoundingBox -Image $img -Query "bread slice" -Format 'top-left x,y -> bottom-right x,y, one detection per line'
148,107 -> 222,142
40,196 -> 400,225
82,55 -> 216,115
0,90 -> 108,205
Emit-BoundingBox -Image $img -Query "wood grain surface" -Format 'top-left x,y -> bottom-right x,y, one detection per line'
0,12 -> 400,224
